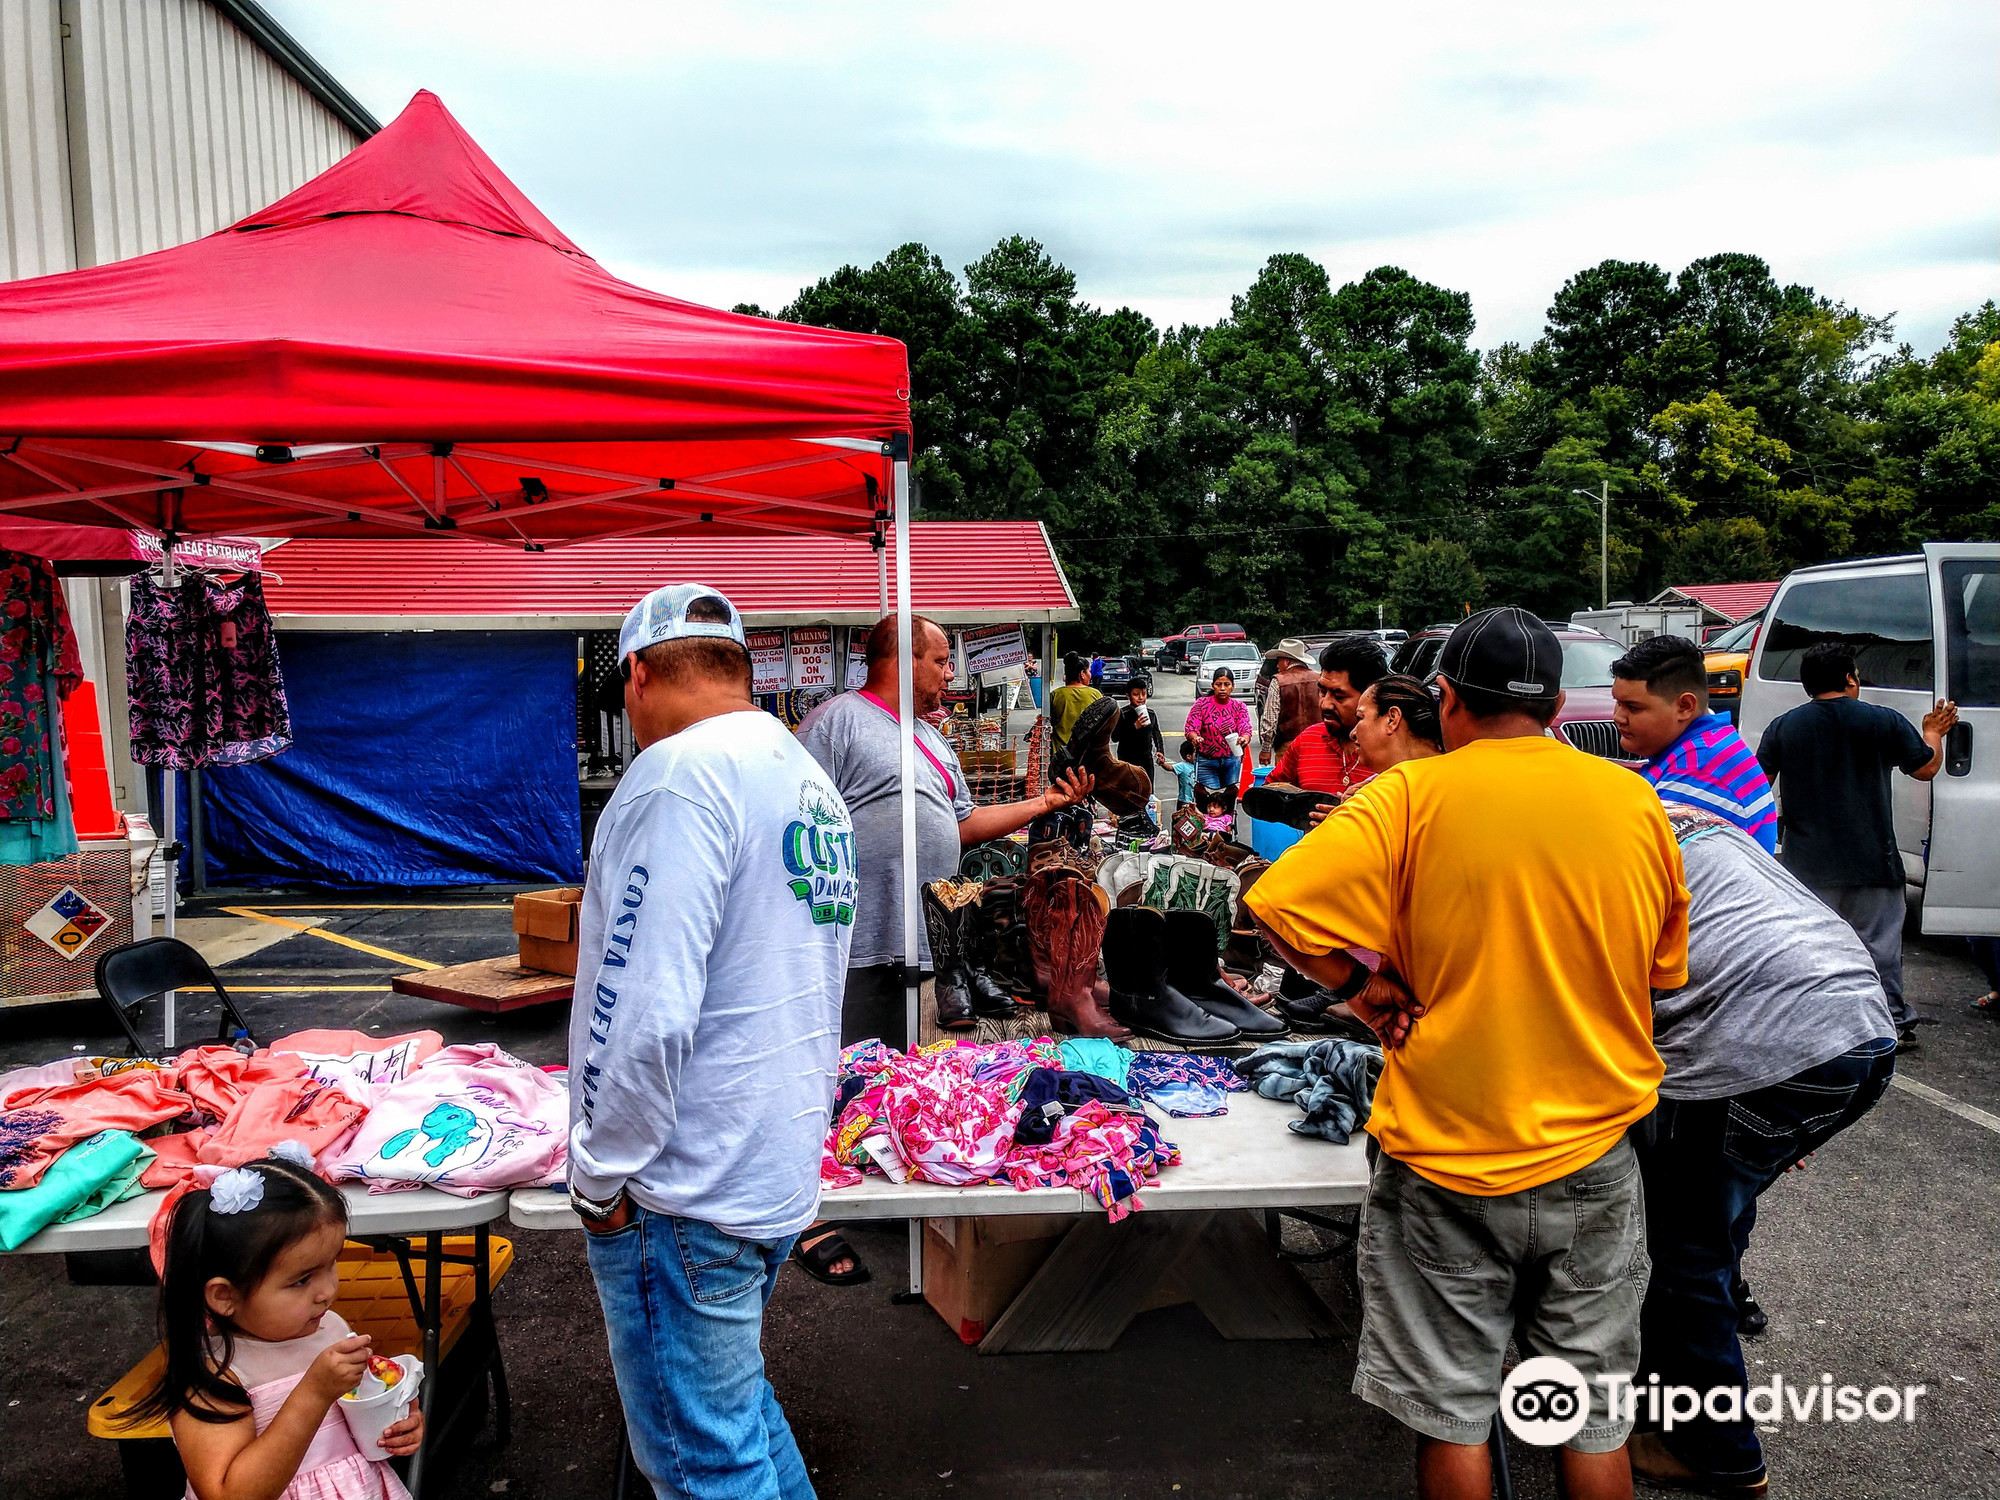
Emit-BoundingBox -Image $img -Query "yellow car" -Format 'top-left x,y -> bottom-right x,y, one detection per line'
1702,614 -> 1761,722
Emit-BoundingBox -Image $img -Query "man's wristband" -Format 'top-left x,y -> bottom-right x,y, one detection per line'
1330,961 -> 1371,1003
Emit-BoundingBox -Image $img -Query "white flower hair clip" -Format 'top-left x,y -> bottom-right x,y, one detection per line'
269,1140 -> 316,1170
209,1167 -> 266,1215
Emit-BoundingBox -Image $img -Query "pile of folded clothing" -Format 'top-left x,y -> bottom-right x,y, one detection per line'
0,1030 -> 570,1250
1234,1038 -> 1383,1144
820,1036 -> 1187,1221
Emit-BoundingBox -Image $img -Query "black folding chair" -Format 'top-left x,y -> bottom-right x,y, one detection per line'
92,937 -> 258,1056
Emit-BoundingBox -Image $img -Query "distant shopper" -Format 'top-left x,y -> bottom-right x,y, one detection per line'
1629,803 -> 1896,1496
1756,641 -> 1958,1046
568,584 -> 853,1499
1048,652 -> 1103,748
1612,635 -> 1777,852
1247,607 -> 1688,1500
1258,639 -> 1320,762
1089,653 -> 1106,686
1265,635 -> 1387,807
1184,667 -> 1254,791
1113,675 -> 1170,773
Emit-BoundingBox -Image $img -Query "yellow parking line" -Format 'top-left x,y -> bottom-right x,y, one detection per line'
226,985 -> 395,994
237,903 -> 511,911
219,907 -> 440,971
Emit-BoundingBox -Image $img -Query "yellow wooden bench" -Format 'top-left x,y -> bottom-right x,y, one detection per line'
90,1235 -> 513,1443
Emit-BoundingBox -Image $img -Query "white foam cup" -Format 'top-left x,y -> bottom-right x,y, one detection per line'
337,1355 -> 424,1461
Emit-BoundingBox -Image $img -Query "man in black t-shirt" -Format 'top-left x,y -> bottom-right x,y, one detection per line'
1756,641 -> 1958,1046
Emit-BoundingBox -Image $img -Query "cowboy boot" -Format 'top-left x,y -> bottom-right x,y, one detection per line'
1065,697 -> 1155,816
1024,868 -> 1128,1037
1162,909 -> 1287,1037
966,878 -> 1033,1016
1102,906 -> 1238,1045
922,881 -> 976,1032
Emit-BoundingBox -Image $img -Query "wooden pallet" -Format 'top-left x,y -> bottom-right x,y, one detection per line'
392,954 -> 573,1013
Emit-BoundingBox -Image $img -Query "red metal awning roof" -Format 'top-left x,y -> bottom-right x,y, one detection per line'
262,521 -> 1078,628
1655,582 -> 1779,623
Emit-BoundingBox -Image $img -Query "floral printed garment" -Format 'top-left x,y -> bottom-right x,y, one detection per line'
0,552 -> 82,826
126,571 -> 291,770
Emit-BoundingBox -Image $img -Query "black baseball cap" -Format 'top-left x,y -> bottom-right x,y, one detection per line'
1437,607 -> 1562,700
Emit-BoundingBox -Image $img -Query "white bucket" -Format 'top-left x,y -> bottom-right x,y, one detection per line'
337,1354 -> 424,1461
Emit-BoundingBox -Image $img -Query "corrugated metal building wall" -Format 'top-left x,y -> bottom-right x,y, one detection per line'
0,0 -> 373,808
61,0 -> 359,266
0,2 -> 75,279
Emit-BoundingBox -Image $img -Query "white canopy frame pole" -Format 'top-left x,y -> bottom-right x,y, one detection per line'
159,535 -> 180,1048
890,441 -> 924,1298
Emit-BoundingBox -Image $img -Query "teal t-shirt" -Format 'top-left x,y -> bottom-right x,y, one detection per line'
0,1130 -> 151,1250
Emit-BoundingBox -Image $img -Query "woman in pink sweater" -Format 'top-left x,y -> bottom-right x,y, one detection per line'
1183,668 -> 1254,792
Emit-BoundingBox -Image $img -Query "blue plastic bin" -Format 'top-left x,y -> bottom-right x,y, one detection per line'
1245,763 -> 1304,861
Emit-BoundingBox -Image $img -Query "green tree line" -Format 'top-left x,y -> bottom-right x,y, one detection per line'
742,242 -> 2000,645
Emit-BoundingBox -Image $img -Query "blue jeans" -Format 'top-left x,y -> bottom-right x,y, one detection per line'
585,1208 -> 813,1500
1194,754 -> 1240,792
1634,1037 -> 1896,1478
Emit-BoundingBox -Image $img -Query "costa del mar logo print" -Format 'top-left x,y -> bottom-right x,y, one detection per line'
783,780 -> 857,927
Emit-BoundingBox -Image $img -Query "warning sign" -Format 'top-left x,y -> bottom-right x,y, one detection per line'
24,885 -> 113,959
788,626 -> 834,689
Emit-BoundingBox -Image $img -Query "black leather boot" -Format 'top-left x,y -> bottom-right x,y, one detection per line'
921,882 -> 976,1031
964,880 -> 1031,1017
1103,907 -> 1239,1045
1162,909 -> 1287,1037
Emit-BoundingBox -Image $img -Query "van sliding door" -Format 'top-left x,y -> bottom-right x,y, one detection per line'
1920,543 -> 2000,935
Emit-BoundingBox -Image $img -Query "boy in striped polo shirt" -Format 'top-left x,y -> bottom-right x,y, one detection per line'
1611,635 -> 1778,854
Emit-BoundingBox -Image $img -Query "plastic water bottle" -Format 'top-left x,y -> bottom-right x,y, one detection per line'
230,1027 -> 255,1057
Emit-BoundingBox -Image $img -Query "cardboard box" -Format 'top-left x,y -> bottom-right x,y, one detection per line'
513,888 -> 583,976
920,1214 -> 1071,1345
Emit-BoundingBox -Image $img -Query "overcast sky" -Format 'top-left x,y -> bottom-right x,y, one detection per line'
269,1 -> 1997,355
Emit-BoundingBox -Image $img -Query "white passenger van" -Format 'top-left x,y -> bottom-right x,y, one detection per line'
1739,544 -> 2000,935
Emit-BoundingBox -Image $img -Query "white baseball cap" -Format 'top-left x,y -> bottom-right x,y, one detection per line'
617,583 -> 746,663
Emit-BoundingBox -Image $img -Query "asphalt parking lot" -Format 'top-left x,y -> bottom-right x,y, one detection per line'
2,887 -> 1998,1500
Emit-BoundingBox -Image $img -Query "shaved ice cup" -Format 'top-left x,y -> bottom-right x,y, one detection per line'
338,1354 -> 424,1461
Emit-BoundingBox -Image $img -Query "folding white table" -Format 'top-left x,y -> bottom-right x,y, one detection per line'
509,1103 -> 1371,1353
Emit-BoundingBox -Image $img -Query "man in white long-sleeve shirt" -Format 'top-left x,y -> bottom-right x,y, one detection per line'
568,583 -> 855,1500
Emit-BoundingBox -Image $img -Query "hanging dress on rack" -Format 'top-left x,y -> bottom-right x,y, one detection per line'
0,552 -> 82,865
127,571 -> 292,770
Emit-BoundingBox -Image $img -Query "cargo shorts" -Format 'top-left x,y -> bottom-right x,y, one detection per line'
1353,1136 -> 1648,1453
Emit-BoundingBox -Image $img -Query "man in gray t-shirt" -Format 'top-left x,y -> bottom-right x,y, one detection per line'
1628,802 -> 1898,1493
790,613 -> 1091,1284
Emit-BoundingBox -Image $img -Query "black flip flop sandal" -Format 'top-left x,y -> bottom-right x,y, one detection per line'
791,1227 -> 870,1286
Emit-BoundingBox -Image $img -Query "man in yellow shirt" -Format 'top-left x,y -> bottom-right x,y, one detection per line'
1047,652 -> 1103,748
1247,606 -> 1689,1500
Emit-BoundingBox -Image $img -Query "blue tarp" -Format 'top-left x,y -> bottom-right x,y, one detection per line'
199,631 -> 581,889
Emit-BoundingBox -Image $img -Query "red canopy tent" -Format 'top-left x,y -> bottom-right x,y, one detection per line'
0,92 -> 931,1052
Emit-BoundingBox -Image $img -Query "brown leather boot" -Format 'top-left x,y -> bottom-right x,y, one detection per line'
1064,698 -> 1154,816
1023,868 -> 1128,1037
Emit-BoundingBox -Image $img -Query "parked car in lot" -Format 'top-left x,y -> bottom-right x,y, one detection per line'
1181,622 -> 1249,645
1098,654 -> 1134,691
1701,612 -> 1762,723
1156,635 -> 1192,673
1137,638 -> 1166,671
1195,639 -> 1262,693
1738,545 -> 1999,935
1390,623 -> 1634,762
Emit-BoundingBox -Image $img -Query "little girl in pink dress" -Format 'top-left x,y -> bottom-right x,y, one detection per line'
139,1147 -> 422,1500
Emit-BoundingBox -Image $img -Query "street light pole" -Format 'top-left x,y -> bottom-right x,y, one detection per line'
1573,481 -> 1610,608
